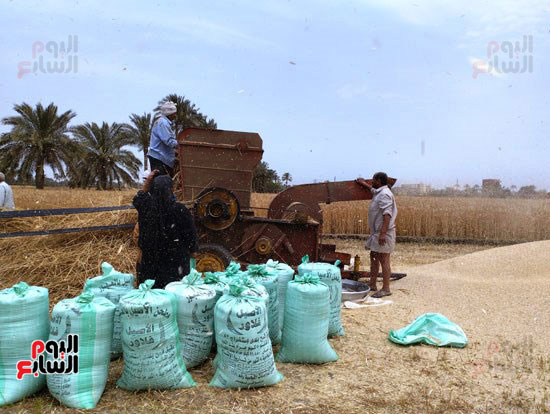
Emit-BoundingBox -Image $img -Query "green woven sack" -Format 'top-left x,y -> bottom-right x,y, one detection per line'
165,270 -> 217,368
84,262 -> 135,358
265,259 -> 294,329
211,275 -> 268,369
210,280 -> 283,389
276,274 -> 338,364
203,272 -> 228,301
47,291 -> 116,409
0,282 -> 49,406
298,255 -> 344,337
246,264 -> 281,345
116,280 -> 195,390
224,261 -> 242,280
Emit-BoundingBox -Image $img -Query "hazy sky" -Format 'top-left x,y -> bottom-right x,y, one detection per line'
1,0 -> 549,189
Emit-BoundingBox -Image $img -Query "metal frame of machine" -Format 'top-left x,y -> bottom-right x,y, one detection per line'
177,127 -> 405,281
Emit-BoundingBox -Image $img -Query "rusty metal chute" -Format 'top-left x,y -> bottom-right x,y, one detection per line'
267,178 -> 397,223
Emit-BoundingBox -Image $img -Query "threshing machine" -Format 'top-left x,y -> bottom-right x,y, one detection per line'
177,128 -> 397,279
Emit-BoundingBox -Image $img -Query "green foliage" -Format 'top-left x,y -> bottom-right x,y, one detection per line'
0,102 -> 77,189
281,172 -> 292,188
156,94 -> 217,137
127,113 -> 153,170
252,161 -> 283,193
518,185 -> 537,197
69,122 -> 141,190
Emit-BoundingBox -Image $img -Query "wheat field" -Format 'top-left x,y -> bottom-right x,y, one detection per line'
4,187 -> 550,242
252,193 -> 550,242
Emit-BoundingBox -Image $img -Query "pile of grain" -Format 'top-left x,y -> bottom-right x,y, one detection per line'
394,241 -> 550,347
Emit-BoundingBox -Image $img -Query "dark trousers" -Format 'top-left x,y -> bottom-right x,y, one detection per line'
148,155 -> 174,177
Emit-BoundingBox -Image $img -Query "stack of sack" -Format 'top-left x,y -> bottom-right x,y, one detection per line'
0,255 -> 344,408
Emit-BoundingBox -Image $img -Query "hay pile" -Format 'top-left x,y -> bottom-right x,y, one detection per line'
0,232 -> 138,305
0,210 -> 137,234
0,187 -> 138,303
2,240 -> 550,413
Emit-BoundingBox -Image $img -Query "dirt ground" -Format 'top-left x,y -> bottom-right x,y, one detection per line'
323,237 -> 490,271
3,240 -> 550,414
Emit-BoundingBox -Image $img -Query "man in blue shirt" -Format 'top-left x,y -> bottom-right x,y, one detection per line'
148,101 -> 178,176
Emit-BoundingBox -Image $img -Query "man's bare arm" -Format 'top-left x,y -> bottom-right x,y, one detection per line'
143,169 -> 159,192
356,178 -> 373,192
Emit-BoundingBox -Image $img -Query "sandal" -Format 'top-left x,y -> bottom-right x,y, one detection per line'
371,290 -> 392,298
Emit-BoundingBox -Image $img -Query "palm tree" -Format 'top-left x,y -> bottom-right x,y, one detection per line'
156,94 -> 217,137
282,172 -> 293,187
0,102 -> 77,189
70,122 -> 141,190
127,113 -> 153,170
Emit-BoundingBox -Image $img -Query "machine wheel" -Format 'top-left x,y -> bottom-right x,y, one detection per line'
194,187 -> 240,231
194,244 -> 233,273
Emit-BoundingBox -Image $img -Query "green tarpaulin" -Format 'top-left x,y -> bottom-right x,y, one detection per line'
389,313 -> 468,348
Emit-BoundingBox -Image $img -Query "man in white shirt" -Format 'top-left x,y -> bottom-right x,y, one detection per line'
357,172 -> 397,298
0,172 -> 15,210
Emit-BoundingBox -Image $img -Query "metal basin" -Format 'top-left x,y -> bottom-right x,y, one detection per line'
341,279 -> 371,302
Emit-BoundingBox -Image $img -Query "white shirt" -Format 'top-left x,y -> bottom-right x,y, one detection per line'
368,185 -> 397,235
0,181 -> 15,210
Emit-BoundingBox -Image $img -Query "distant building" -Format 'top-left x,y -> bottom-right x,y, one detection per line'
482,179 -> 502,194
397,183 -> 432,195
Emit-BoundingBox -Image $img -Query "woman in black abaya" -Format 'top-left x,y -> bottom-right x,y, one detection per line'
133,170 -> 198,288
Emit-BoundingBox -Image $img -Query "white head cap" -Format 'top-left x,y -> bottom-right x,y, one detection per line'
159,101 -> 177,116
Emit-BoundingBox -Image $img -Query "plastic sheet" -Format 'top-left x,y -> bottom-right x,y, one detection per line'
389,313 -> 468,348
